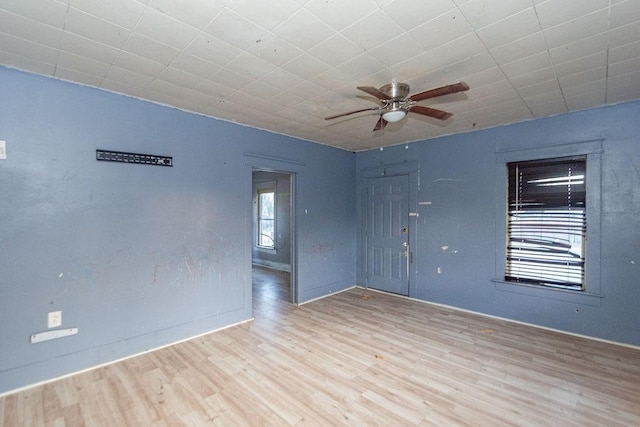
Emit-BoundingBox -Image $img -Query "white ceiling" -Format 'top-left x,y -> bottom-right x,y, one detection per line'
1,0 -> 639,151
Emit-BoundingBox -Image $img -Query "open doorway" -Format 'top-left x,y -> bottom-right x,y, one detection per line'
251,170 -> 295,310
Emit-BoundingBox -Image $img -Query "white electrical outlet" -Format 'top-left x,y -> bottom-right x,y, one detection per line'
0,140 -> 6,160
48,311 -> 62,328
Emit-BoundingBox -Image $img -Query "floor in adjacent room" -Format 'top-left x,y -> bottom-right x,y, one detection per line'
1,267 -> 640,425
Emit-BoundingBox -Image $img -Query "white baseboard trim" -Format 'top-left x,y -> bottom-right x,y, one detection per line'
0,318 -> 254,398
357,286 -> 640,351
297,285 -> 357,306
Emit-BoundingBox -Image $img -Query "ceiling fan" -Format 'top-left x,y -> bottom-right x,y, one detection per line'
325,81 -> 469,131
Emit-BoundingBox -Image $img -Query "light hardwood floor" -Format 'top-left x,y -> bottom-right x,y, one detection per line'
2,268 -> 640,426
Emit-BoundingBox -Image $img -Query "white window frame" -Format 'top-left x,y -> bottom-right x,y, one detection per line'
257,187 -> 276,249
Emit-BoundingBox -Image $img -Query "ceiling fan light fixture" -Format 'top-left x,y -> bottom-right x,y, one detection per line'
382,109 -> 406,123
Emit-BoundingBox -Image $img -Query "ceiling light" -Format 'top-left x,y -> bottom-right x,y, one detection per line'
382,110 -> 406,123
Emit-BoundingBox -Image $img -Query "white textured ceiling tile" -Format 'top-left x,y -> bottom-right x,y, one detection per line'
261,68 -> 306,91
409,9 -> 474,50
610,0 -> 640,27
528,101 -> 567,118
553,51 -> 607,77
500,51 -> 552,78
429,33 -> 486,67
336,53 -> 388,80
145,78 -> 191,99
309,68 -> 357,90
156,67 -> 204,90
184,33 -> 243,67
55,66 -> 105,87
522,89 -> 566,107
228,0 -> 302,31
242,80 -> 284,99
383,0 -> 456,31
441,52 -> 497,78
0,49 -> 53,75
303,0 -> 378,31
408,69 -> 458,94
609,56 -> 640,77
225,52 -> 278,81
204,9 -> 269,50
368,34 -> 425,67
389,52 -> 443,81
269,91 -> 305,108
56,51 -> 110,78
272,9 -> 336,51
1,0 -> 638,151
607,70 -> 640,103
169,52 -> 220,79
308,34 -> 363,67
193,79 -> 236,99
59,32 -> 120,64
363,68 -> 400,87
139,87 -> 184,106
100,77 -> 144,97
457,0 -> 532,29
104,65 -> 155,87
281,54 -> 331,80
548,33 -> 609,64
489,32 -> 547,64
609,40 -> 640,64
565,88 -> 606,111
123,33 -> 180,66
0,10 -> 63,48
468,79 -> 515,99
134,8 -> 199,50
288,81 -> 327,101
608,21 -> 640,48
463,66 -> 507,88
64,8 -> 131,49
69,0 -> 145,30
226,90 -> 267,108
562,79 -> 605,98
0,33 -> 59,64
534,0 -> 609,29
341,9 -> 404,51
516,79 -> 561,98
0,0 -> 68,27
171,93 -> 216,115
247,34 -> 303,67
542,9 -> 609,48
210,67 -> 253,90
475,7 -> 539,49
112,52 -> 165,78
148,0 -> 223,29
509,67 -> 556,88
559,67 -> 606,89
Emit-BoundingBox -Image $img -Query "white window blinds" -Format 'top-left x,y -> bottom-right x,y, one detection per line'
506,157 -> 586,289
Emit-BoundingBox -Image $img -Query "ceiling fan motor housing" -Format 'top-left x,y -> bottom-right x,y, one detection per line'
380,82 -> 410,100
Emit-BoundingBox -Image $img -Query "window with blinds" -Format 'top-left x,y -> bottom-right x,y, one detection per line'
506,157 -> 586,290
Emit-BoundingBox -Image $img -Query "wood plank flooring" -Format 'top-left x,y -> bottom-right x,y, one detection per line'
2,267 -> 640,425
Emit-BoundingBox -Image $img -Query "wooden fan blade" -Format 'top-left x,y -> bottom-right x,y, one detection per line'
324,107 -> 381,120
410,105 -> 453,120
373,116 -> 387,132
409,82 -> 469,102
357,86 -> 389,100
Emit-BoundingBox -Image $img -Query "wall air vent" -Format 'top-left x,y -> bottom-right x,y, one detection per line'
96,149 -> 172,167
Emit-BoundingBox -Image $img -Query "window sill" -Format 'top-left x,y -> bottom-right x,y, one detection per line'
492,279 -> 604,306
256,246 -> 277,253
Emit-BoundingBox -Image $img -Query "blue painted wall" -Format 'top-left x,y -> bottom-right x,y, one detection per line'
0,67 -> 356,394
356,100 -> 640,347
